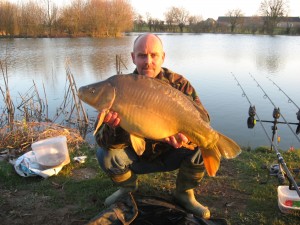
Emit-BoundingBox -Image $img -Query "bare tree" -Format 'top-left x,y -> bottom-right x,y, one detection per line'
145,12 -> 154,31
59,0 -> 133,37
133,13 -> 145,31
151,18 -> 164,32
108,0 -> 133,36
188,15 -> 203,26
18,0 -> 45,37
164,10 -> 174,32
225,9 -> 244,33
43,0 -> 59,37
165,7 -> 189,32
59,0 -> 89,36
259,0 -> 289,34
0,1 -> 18,37
84,0 -> 107,37
188,15 -> 203,32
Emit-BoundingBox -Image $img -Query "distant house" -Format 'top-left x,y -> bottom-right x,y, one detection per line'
277,17 -> 300,28
217,16 -> 300,28
218,16 -> 261,27
204,18 -> 217,26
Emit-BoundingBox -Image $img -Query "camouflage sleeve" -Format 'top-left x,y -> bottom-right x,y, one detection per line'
94,122 -> 130,149
162,68 -> 210,120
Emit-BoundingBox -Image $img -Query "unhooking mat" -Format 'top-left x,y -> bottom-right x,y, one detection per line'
87,193 -> 229,225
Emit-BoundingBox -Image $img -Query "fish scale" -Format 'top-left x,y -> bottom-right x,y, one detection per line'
115,78 -> 176,137
78,74 -> 241,176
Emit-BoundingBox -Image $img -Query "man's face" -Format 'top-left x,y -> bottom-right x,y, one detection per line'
131,35 -> 165,78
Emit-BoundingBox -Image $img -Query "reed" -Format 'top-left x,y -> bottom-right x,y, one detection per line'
116,54 -> 127,74
0,59 -> 15,127
0,59 -> 90,156
0,54 -> 127,157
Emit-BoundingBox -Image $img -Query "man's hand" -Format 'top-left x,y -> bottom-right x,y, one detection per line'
164,133 -> 189,149
102,111 -> 120,128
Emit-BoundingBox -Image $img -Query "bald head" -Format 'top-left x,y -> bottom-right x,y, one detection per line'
133,33 -> 163,51
131,33 -> 165,78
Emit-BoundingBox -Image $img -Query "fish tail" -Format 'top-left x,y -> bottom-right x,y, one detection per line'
201,132 -> 241,177
216,132 -> 241,159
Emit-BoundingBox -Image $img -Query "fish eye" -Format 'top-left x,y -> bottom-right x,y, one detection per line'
89,87 -> 95,93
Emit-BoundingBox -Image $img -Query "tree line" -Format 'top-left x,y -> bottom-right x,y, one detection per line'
0,0 -> 134,37
134,0 -> 298,35
0,0 -> 297,38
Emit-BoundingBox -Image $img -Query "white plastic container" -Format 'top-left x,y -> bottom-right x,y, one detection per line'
31,136 -> 70,169
278,185 -> 300,214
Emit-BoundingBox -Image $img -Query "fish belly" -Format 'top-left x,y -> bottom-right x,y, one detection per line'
114,103 -> 179,140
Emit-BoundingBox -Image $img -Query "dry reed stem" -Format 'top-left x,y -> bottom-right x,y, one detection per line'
0,121 -> 85,155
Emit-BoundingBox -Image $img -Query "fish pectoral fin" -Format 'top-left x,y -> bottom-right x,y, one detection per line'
93,87 -> 116,135
182,142 -> 197,150
201,146 -> 221,177
130,134 -> 146,156
93,109 -> 109,135
217,132 -> 241,159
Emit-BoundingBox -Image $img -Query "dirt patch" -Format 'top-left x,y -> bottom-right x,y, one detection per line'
71,167 -> 98,181
0,167 -> 100,225
1,162 -> 241,225
0,188 -> 80,225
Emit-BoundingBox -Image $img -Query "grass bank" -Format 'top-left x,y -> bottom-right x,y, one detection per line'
1,145 -> 300,225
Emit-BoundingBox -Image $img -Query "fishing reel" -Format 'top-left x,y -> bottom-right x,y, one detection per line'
247,105 -> 256,128
272,107 -> 280,132
296,109 -> 300,135
273,107 -> 280,120
269,164 -> 285,185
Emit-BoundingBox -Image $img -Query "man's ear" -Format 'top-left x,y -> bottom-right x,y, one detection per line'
162,52 -> 165,61
131,52 -> 136,64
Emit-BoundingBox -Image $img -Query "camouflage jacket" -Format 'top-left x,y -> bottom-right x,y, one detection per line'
94,67 -> 209,160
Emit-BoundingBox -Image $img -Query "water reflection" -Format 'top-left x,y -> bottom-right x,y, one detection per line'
254,37 -> 283,74
0,34 -> 299,150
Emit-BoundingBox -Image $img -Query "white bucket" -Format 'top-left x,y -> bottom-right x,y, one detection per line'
277,185 -> 300,214
31,136 -> 70,169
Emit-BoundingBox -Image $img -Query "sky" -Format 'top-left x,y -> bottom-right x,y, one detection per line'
7,0 -> 300,21
130,0 -> 300,20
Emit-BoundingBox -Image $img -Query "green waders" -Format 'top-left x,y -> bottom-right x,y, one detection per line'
104,170 -> 138,206
174,159 -> 211,219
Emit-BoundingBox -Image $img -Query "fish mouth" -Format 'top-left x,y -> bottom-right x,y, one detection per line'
77,87 -> 83,99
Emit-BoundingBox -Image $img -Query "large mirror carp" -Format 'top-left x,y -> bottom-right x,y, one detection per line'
78,74 -> 241,176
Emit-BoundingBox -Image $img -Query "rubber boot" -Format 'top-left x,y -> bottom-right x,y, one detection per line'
174,160 -> 211,219
104,170 -> 138,206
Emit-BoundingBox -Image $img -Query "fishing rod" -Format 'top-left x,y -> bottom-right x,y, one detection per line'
268,77 -> 300,135
231,72 -> 253,106
231,72 -> 257,129
231,73 -> 300,197
268,77 -> 300,110
250,73 -> 300,143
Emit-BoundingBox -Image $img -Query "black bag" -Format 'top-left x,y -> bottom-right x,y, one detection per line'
87,193 -> 229,225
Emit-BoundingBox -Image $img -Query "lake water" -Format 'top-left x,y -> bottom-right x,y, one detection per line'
1,33 -> 300,150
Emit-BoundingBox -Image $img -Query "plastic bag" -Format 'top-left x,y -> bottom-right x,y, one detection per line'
13,151 -> 64,178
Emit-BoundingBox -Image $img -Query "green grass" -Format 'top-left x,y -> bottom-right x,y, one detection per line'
213,148 -> 300,225
1,145 -> 300,224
